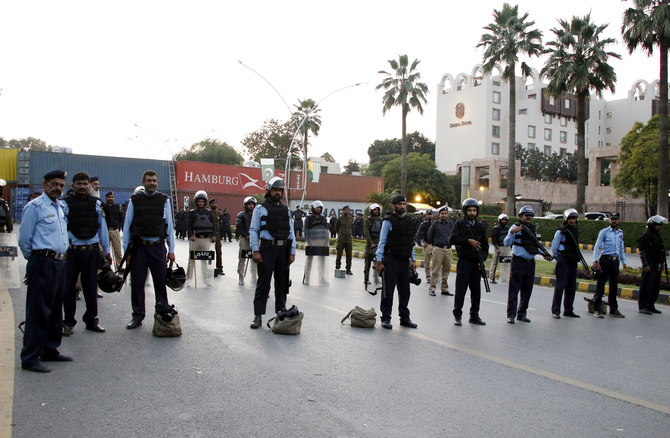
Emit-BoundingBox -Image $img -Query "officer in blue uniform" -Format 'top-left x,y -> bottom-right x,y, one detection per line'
249,177 -> 296,329
592,212 -> 627,318
122,170 -> 176,329
375,195 -> 418,330
61,171 -> 111,335
18,170 -> 72,373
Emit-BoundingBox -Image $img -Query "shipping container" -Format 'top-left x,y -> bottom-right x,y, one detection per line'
18,151 -> 172,191
286,172 -> 384,202
0,148 -> 19,181
175,161 -> 267,196
177,191 -> 249,225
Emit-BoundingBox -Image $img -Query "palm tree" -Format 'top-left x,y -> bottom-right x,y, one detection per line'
622,0 -> 670,216
542,14 -> 620,213
291,98 -> 322,161
478,3 -> 543,216
376,54 -> 429,195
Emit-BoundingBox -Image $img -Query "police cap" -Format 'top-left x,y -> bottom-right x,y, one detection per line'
90,176 -> 99,183
44,170 -> 67,181
391,195 -> 406,204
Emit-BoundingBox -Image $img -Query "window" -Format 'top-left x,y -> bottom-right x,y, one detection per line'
607,112 -> 612,119
492,108 -> 501,121
492,125 -> 501,138
560,117 -> 568,127
564,98 -> 571,109
544,128 -> 552,141
492,91 -> 501,104
321,166 -> 328,174
574,134 -> 578,145
492,142 -> 500,155
528,142 -> 536,150
493,80 -> 501,86
528,94 -> 537,100
598,110 -> 602,120
518,108 -> 527,115
544,114 -> 552,124
560,147 -> 567,158
560,131 -> 567,143
544,145 -> 552,155
528,125 -> 536,138
549,95 -> 555,105
606,127 -> 612,134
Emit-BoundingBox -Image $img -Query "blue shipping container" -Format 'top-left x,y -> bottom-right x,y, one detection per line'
20,151 -> 172,192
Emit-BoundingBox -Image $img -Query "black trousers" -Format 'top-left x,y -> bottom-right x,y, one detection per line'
253,243 -> 289,316
380,254 -> 411,322
594,256 -> 619,312
21,254 -> 66,367
453,258 -> 481,320
364,251 -> 375,281
638,263 -> 662,310
213,236 -> 222,270
294,224 -> 303,238
130,243 -> 169,322
551,256 -> 577,315
222,227 -> 232,242
64,247 -> 100,327
507,257 -> 535,318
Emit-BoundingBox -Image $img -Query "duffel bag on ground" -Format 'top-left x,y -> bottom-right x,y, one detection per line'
341,306 -> 377,328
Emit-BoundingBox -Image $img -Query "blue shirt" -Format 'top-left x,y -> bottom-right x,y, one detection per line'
593,226 -> 626,264
122,194 -> 175,253
375,215 -> 416,262
249,203 -> 296,255
551,230 -> 566,259
62,197 -> 110,254
503,227 -> 536,260
18,192 -> 69,260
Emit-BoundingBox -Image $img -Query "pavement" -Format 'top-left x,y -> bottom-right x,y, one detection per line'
2,236 -> 670,437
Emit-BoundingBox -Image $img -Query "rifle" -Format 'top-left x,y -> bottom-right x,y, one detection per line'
478,252 -> 491,293
562,228 -> 590,271
519,224 -> 554,261
285,239 -> 293,295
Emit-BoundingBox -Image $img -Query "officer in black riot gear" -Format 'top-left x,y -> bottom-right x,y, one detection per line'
187,190 -> 217,284
248,177 -> 296,329
550,208 -> 582,318
638,215 -> 668,315
303,200 -> 330,286
449,198 -> 488,326
0,179 -> 13,233
489,213 -> 510,283
364,203 -> 382,286
236,196 -> 257,285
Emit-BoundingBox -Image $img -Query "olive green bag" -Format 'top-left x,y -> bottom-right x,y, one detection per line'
267,312 -> 303,335
341,306 -> 377,328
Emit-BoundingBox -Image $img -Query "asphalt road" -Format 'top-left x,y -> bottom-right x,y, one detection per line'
5,237 -> 669,438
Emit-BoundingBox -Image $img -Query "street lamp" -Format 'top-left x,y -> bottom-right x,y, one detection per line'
514,193 -> 522,215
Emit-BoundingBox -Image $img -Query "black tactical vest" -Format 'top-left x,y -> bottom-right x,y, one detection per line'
367,216 -> 382,239
559,225 -> 581,263
307,214 -> 329,229
384,213 -> 414,259
190,209 -> 214,236
131,192 -> 167,238
512,222 -> 540,255
456,219 -> 487,261
64,195 -> 100,239
493,224 -> 509,246
0,199 -> 7,225
260,200 -> 290,240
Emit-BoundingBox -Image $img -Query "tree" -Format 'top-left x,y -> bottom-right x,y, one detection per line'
478,3 -> 543,216
381,152 -> 452,206
175,138 -> 243,165
622,0 -> 670,216
291,98 -> 321,161
613,116 -> 668,216
542,14 -> 620,213
241,119 -> 302,170
342,159 -> 360,175
515,144 -> 577,182
376,55 -> 429,195
0,137 -> 49,151
364,153 -> 399,177
320,152 -> 335,162
367,131 -> 435,164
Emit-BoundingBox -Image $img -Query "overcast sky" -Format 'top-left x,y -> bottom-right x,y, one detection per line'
0,0 -> 660,165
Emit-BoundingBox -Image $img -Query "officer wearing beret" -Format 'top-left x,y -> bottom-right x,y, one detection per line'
0,178 -> 13,233
18,170 -> 72,372
102,191 -> 124,270
375,195 -> 418,329
208,198 -> 225,277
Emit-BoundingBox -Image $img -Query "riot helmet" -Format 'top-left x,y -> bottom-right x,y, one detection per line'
166,263 -> 187,291
563,208 -> 579,220
194,190 -> 208,201
647,215 -> 668,226
97,268 -> 124,293
498,213 -> 509,221
519,206 -> 535,217
462,198 -> 479,214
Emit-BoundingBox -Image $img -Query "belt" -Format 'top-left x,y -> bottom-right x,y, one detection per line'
600,255 -> 619,261
513,255 -> 534,263
69,244 -> 99,251
195,234 -> 212,239
434,244 -> 451,249
32,249 -> 66,261
108,227 -> 119,231
140,239 -> 164,246
261,238 -> 289,247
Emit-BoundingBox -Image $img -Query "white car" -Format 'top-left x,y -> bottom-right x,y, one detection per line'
585,212 -> 608,220
538,213 -> 564,220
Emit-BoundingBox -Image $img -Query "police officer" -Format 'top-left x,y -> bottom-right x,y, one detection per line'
489,213 -> 510,284
415,210 -> 434,284
187,190 -> 217,283
122,170 -> 176,329
303,200 -> 330,286
637,215 -> 667,315
221,207 -> 233,242
375,195 -> 418,330
249,177 -> 296,329
62,171 -> 112,335
89,176 -> 100,199
549,208 -> 582,319
293,206 -> 305,238
102,191 -> 124,270
364,203 -> 382,286
0,178 -> 13,233
209,198 -> 225,277
429,209 -> 454,296
592,212 -> 627,319
449,198 -> 487,326
504,206 -> 552,323
335,206 -> 354,275
18,170 -> 72,372
236,196 -> 257,285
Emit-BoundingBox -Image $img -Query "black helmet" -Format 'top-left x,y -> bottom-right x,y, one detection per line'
166,263 -> 186,291
97,268 -> 124,293
97,251 -> 111,270
462,198 -> 479,214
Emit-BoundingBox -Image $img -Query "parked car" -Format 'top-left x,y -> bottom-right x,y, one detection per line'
538,213 -> 564,220
585,212 -> 608,220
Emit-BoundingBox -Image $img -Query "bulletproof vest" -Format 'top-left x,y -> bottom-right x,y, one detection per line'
512,222 -> 539,255
260,200 -> 290,240
237,210 -> 252,235
384,212 -> 414,259
493,224 -> 508,246
102,203 -> 121,229
559,225 -> 581,263
419,219 -> 432,241
307,214 -> 329,229
190,209 -> 214,235
64,195 -> 100,239
0,199 -> 7,225
367,216 -> 382,239
456,219 -> 486,261
644,229 -> 666,264
131,192 -> 168,238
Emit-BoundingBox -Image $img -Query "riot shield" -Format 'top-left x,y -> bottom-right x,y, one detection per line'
304,226 -> 330,285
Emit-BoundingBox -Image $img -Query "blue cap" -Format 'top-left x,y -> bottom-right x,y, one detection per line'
44,169 -> 67,181
209,198 -> 217,204
90,176 -> 99,182
105,191 -> 114,197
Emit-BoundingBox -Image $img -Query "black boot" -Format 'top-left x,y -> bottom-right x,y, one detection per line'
250,315 -> 262,329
